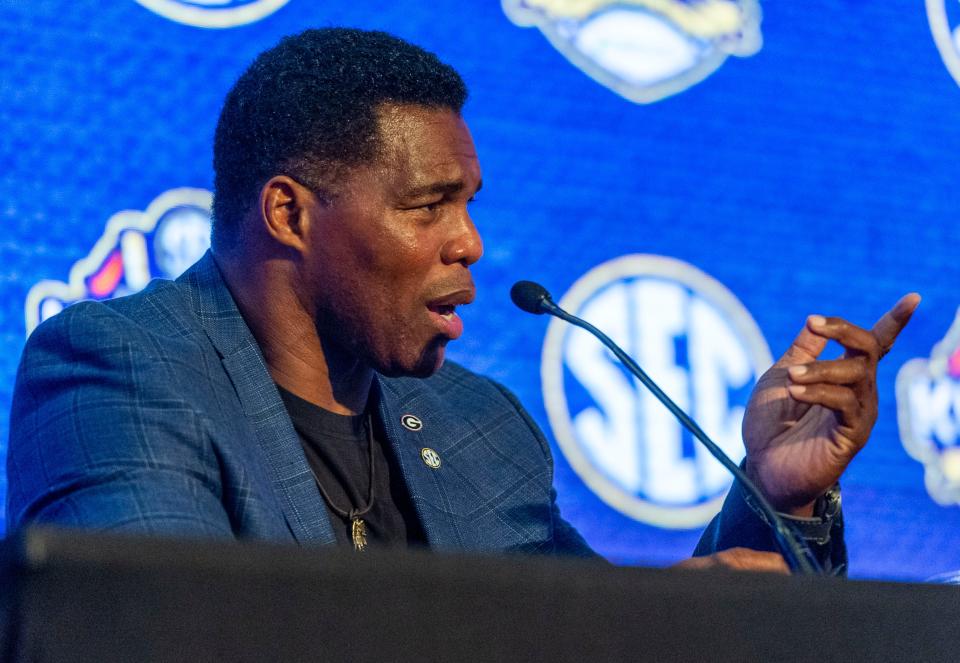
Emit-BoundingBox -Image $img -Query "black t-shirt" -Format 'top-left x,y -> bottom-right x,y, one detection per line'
277,385 -> 426,549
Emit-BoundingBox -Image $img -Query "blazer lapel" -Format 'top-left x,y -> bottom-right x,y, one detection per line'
377,374 -> 507,551
181,252 -> 336,546
377,376 -> 465,549
376,370 -> 555,554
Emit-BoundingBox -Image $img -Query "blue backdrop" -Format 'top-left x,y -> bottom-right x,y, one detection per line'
2,0 -> 960,580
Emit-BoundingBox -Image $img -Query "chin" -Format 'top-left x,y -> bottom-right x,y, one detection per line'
379,341 -> 447,379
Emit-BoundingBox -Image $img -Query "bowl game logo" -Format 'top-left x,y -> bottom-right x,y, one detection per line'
541,255 -> 772,528
502,0 -> 762,104
927,0 -> 960,87
25,188 -> 212,335
133,0 -> 289,28
896,309 -> 960,505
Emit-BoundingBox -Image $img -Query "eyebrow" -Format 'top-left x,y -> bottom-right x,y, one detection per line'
403,179 -> 483,199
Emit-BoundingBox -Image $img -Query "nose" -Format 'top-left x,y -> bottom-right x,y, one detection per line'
441,211 -> 484,267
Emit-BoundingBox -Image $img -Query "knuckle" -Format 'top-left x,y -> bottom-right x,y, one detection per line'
841,389 -> 859,408
813,384 -> 832,398
848,357 -> 869,379
721,548 -> 746,563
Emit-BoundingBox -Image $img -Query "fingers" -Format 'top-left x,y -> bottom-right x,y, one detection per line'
672,548 -> 789,575
806,316 -> 880,358
871,293 -> 921,356
787,383 -> 863,430
780,294 -> 920,365
787,357 -> 869,387
782,313 -> 877,364
781,320 -> 830,364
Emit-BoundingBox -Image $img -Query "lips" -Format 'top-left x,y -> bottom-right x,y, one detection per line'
425,287 -> 475,340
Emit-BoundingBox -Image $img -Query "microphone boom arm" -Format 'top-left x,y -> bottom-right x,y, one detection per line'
537,297 -> 821,575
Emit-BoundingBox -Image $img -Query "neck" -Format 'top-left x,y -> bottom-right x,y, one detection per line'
214,251 -> 373,416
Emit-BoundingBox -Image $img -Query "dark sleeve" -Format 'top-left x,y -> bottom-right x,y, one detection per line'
693,472 -> 847,576
6,303 -> 235,537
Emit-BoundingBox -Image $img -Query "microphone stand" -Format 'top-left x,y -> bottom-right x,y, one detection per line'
528,289 -> 821,575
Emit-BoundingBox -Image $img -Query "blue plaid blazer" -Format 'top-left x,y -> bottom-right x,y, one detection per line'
7,252 -> 596,555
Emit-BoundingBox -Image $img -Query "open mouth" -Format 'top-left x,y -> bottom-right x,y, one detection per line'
425,289 -> 473,340
428,303 -> 457,319
426,303 -> 462,338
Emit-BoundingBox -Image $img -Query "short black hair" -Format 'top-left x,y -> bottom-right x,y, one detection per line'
211,27 -> 468,242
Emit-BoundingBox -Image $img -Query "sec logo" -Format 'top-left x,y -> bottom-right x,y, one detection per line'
896,308 -> 960,505
927,0 -> 960,87
503,0 -> 762,104
541,255 -> 772,528
25,188 -> 212,335
134,0 -> 290,29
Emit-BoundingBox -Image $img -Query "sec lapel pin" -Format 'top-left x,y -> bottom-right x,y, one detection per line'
421,448 -> 441,469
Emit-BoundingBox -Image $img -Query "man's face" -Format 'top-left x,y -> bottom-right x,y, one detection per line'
301,103 -> 483,377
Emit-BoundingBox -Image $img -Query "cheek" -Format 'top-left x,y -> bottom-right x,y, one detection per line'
368,236 -> 437,296
313,217 -> 440,325
348,220 -> 418,274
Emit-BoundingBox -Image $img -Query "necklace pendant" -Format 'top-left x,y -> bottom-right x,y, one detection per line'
351,517 -> 368,552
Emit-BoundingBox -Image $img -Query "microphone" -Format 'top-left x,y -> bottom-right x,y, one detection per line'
510,280 -> 554,315
512,280 -> 821,575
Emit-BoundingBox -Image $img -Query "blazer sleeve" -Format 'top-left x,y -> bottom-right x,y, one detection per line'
6,302 -> 234,537
693,470 -> 847,575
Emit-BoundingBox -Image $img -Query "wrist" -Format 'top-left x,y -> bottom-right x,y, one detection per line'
743,457 -> 820,515
737,477 -> 843,548
784,501 -> 816,518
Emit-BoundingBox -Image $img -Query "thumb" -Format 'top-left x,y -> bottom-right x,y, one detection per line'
871,293 -> 921,356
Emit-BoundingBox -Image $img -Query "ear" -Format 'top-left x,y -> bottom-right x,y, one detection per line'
257,176 -> 321,253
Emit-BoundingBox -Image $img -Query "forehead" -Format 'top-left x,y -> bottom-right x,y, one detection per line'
373,103 -> 480,186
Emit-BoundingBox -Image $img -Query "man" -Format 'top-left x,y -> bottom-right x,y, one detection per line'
6,28 -> 918,571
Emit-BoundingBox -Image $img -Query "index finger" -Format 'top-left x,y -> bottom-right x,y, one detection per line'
871,293 -> 921,355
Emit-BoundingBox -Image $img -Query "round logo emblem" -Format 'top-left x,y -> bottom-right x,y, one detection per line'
25,188 -> 212,336
401,414 -> 423,432
153,206 -> 213,279
421,448 -> 441,469
927,0 -> 960,87
503,0 -> 762,104
896,307 -> 960,505
133,0 -> 290,29
542,255 -> 772,529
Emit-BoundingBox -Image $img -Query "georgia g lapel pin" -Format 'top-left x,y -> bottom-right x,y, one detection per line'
400,414 -> 423,431
399,414 -> 439,468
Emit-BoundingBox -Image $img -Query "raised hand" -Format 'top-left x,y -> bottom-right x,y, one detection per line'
742,294 -> 920,516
